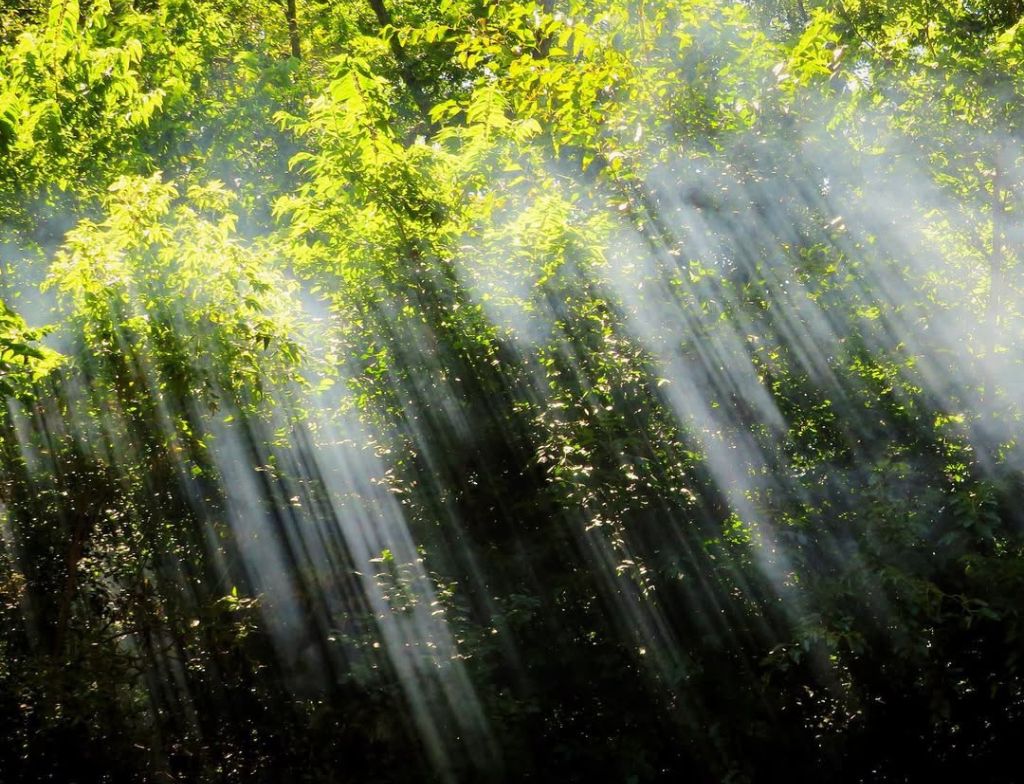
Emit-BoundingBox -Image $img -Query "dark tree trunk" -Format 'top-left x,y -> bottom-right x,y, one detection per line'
286,0 -> 301,59
368,0 -> 436,134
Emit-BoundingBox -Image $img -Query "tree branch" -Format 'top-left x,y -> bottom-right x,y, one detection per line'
368,0 -> 437,135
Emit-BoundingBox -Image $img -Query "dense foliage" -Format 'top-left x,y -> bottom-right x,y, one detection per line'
1,0 -> 1023,781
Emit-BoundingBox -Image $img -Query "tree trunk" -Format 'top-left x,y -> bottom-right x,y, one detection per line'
286,0 -> 301,59
368,0 -> 436,134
